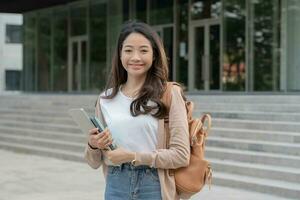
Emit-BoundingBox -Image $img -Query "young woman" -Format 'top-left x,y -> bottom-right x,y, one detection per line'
85,21 -> 190,200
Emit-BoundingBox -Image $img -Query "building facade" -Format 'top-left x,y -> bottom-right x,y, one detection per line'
18,0 -> 300,93
0,13 -> 22,92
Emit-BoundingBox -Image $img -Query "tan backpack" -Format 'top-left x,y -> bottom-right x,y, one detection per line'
162,82 -> 212,198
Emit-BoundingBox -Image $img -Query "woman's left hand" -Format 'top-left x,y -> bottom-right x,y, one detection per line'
105,147 -> 135,165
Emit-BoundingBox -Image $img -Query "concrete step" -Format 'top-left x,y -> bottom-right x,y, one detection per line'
0,126 -> 85,143
206,147 -> 300,168
213,172 -> 300,199
0,119 -> 81,133
196,110 -> 300,122
0,140 -> 84,162
0,94 -> 97,106
210,158 -> 300,183
0,108 -> 68,117
189,95 -> 300,104
0,113 -> 76,125
211,127 -> 300,143
213,118 -> 300,132
195,103 -> 300,113
4,106 -> 300,124
207,136 -> 300,156
3,94 -> 300,107
0,134 -> 85,153
2,102 -> 93,109
0,107 -> 95,117
2,94 -> 300,105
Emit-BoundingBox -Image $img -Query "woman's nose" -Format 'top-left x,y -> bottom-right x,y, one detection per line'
131,51 -> 141,61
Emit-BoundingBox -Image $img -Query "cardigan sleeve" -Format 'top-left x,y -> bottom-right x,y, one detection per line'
84,95 -> 104,169
134,85 -> 190,169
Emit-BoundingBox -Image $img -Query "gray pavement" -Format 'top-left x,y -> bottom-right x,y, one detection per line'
0,149 -> 292,200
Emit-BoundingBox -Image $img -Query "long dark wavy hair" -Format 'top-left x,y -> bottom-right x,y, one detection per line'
102,20 -> 169,119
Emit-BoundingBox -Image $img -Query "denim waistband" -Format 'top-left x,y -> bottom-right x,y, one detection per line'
109,162 -> 154,171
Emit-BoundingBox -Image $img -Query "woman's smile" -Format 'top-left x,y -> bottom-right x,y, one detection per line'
129,63 -> 144,69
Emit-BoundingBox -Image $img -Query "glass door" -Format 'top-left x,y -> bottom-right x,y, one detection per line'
189,20 -> 220,91
68,36 -> 88,92
153,25 -> 174,80
209,24 -> 220,90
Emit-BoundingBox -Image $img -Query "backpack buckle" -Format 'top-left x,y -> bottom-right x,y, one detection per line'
191,135 -> 198,146
191,133 -> 205,146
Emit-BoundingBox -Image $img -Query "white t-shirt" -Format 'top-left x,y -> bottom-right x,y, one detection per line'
99,88 -> 159,153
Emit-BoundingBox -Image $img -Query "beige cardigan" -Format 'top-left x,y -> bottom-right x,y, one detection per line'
84,85 -> 190,200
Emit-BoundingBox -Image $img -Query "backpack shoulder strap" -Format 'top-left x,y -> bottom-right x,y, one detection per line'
161,82 -> 187,126
161,82 -> 174,111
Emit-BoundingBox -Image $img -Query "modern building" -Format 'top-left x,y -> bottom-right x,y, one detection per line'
0,13 -> 22,92
0,0 -> 299,93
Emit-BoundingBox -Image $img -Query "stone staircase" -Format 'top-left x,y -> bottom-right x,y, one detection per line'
0,93 -> 300,199
0,94 -> 93,162
190,95 -> 300,199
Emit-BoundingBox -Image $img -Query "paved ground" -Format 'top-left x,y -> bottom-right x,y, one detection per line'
0,149 -> 293,200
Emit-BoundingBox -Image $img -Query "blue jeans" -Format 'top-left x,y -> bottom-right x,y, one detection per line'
105,163 -> 162,200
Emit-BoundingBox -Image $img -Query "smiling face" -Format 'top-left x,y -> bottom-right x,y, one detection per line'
120,32 -> 154,80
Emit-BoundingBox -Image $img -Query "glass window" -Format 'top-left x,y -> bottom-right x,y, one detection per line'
71,4 -> 87,36
150,0 -> 173,25
123,0 -> 130,21
191,0 -> 222,20
107,0 -> 123,67
53,8 -> 68,92
176,0 -> 188,89
195,26 -> 205,90
210,24 -> 220,90
5,70 -> 21,90
163,27 -> 174,80
252,0 -> 280,91
71,42 -> 78,90
136,0 -> 147,22
89,1 -> 107,92
222,0 -> 246,91
37,12 -> 51,91
23,14 -> 37,91
80,40 -> 87,91
5,24 -> 22,43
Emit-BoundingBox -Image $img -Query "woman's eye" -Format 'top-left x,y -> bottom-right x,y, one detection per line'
124,49 -> 132,53
141,49 -> 148,53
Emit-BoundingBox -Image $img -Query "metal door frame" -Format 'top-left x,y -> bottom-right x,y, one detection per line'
188,19 -> 221,91
68,35 -> 88,92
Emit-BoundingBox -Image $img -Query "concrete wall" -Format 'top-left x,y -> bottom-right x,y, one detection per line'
0,13 -> 23,92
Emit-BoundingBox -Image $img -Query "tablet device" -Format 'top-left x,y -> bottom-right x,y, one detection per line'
68,108 -> 96,135
68,108 -> 117,150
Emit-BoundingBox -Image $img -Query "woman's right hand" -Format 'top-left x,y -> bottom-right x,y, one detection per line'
88,128 -> 113,150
